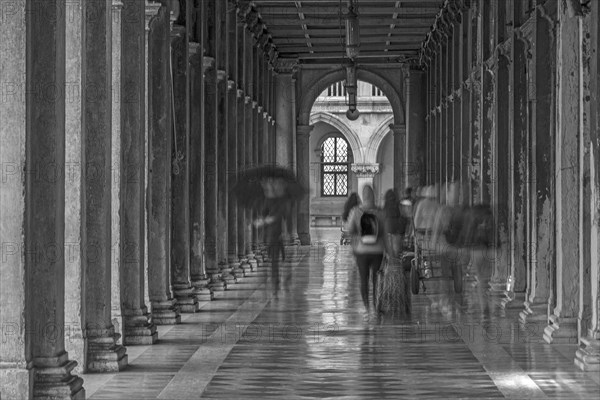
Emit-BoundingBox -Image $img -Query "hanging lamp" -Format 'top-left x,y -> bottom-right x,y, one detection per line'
345,63 -> 359,120
345,0 -> 360,60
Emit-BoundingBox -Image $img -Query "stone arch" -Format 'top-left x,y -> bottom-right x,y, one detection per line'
364,115 -> 394,164
299,67 -> 404,127
309,111 -> 363,163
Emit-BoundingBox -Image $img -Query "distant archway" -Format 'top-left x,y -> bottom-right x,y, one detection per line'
298,67 -> 404,127
309,111 -> 364,163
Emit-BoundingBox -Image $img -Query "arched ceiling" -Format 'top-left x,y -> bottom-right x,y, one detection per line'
247,0 -> 445,65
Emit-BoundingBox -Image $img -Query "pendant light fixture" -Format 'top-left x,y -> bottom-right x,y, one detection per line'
345,63 -> 359,120
345,0 -> 360,60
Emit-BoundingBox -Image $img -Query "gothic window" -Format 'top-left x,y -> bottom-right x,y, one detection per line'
321,136 -> 350,197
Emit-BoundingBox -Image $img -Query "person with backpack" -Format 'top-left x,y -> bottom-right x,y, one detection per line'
347,184 -> 385,314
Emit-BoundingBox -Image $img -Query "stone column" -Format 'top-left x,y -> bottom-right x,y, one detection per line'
470,77 -> 482,204
82,0 -> 128,371
148,5 -> 180,325
111,0 -> 124,345
510,37 -> 529,304
170,23 -> 199,313
245,94 -> 256,265
290,73 -> 300,245
390,124 -> 406,190
296,124 -> 314,245
227,78 -> 240,274
64,0 -> 86,377
203,56 -> 224,288
118,0 -> 158,344
351,164 -> 381,199
520,10 -> 557,324
237,87 -> 251,274
489,53 -> 512,307
2,1 -> 84,397
189,42 -> 213,300
275,69 -> 295,243
404,67 -> 427,188
215,0 -> 230,278
544,3 -> 581,343
144,0 -> 161,311
575,2 -> 598,370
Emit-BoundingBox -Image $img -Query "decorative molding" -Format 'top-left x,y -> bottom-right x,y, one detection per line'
237,89 -> 245,99
252,101 -> 258,109
203,56 -> 215,70
389,124 -> 406,136
273,58 -> 299,74
257,106 -> 263,113
227,80 -> 236,91
112,0 -> 124,9
351,163 -> 380,178
216,69 -> 227,81
263,112 -> 268,119
145,1 -> 161,32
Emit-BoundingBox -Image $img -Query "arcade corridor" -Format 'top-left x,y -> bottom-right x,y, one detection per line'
81,237 -> 600,399
2,0 -> 600,398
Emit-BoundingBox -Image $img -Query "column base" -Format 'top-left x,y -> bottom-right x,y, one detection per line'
151,298 -> 181,325
0,363 -> 32,400
298,232 -> 311,245
519,301 -> 548,324
122,310 -> 158,345
543,314 -> 578,344
575,336 -> 600,371
86,327 -> 128,372
247,253 -> 258,271
487,281 -> 511,309
172,284 -> 200,313
219,261 -> 237,284
238,256 -> 252,275
190,285 -> 214,301
208,273 -> 227,291
505,291 -> 527,310
33,353 -> 84,399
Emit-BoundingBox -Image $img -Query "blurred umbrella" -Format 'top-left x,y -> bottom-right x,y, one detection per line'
231,165 -> 306,210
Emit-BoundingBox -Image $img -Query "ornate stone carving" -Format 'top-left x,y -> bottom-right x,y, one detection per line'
203,56 -> 215,71
245,95 -> 251,104
216,69 -> 227,81
145,1 -> 161,32
227,80 -> 236,91
274,58 -> 299,74
237,89 -> 245,99
351,163 -> 380,178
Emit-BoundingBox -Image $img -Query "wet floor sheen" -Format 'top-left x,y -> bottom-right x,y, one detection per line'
84,229 -> 600,399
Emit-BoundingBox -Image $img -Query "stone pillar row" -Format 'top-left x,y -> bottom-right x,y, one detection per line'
0,0 -> 285,397
420,0 -> 600,372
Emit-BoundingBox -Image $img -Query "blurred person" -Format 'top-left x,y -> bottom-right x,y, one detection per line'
253,179 -> 289,294
383,189 -> 407,257
341,192 -> 360,245
347,184 -> 385,315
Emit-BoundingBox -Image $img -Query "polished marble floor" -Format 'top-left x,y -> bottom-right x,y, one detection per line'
83,228 -> 600,399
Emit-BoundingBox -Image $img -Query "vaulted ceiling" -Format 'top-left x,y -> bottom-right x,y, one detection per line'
249,0 -> 445,65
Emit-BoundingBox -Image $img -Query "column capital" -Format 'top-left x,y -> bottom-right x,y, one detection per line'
112,0 -> 124,9
351,163 -> 381,178
237,89 -> 245,98
296,124 -> 314,137
145,1 -> 161,32
273,58 -> 299,74
227,80 -> 236,91
252,100 -> 258,109
216,69 -> 227,81
262,111 -> 268,119
203,56 -> 215,71
257,105 -> 263,113
245,96 -> 252,104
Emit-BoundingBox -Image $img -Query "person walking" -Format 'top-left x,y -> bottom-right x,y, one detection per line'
347,184 -> 385,315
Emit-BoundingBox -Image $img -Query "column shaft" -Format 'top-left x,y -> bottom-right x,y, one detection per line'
170,24 -> 199,312
297,125 -> 314,245
148,5 -> 180,325
189,42 -> 213,300
83,0 -> 128,371
119,0 -> 157,344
